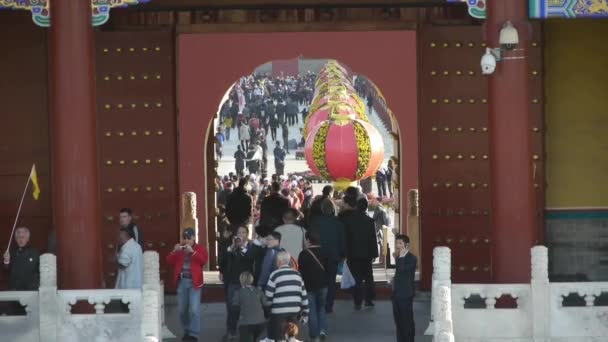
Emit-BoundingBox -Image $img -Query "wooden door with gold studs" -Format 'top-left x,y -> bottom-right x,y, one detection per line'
418,24 -> 544,289
95,31 -> 179,291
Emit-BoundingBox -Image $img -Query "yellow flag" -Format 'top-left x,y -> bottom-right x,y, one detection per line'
30,165 -> 40,200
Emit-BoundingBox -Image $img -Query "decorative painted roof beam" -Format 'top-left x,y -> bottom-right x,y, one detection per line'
0,0 -> 151,27
529,0 -> 608,18
446,0 -> 486,19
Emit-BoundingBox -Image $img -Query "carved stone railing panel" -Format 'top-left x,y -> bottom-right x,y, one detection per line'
56,289 -> 142,342
431,246 -> 608,341
0,291 -> 40,341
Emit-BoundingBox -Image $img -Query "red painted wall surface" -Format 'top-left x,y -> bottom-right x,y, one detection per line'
271,59 -> 299,77
178,31 -> 418,248
0,13 -> 51,289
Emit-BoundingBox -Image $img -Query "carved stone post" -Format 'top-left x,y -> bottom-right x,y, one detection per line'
406,189 -> 420,268
181,192 -> 198,241
142,251 -> 161,340
531,246 -> 549,342
39,253 -> 58,342
141,289 -> 161,341
425,247 -> 451,335
434,285 -> 454,342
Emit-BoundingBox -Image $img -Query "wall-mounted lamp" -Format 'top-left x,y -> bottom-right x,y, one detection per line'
480,21 -> 520,75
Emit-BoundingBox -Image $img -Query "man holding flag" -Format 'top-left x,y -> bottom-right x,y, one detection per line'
2,164 -> 42,292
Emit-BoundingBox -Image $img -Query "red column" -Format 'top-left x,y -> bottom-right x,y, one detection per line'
49,0 -> 102,289
486,0 -> 537,283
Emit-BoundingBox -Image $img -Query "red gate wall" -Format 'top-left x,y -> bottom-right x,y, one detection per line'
177,31 -> 419,251
0,13 -> 51,288
95,31 -> 179,290
418,25 -> 545,288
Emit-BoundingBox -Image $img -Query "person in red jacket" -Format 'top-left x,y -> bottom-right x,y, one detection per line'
166,227 -> 209,341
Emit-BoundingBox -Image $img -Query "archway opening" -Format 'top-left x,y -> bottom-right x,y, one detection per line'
205,58 -> 402,271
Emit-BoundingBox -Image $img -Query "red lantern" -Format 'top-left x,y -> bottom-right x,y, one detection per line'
316,71 -> 352,87
310,92 -> 367,118
305,117 -> 385,189
304,102 -> 359,137
313,81 -> 356,98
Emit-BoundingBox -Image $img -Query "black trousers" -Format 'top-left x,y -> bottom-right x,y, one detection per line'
347,259 -> 375,306
239,323 -> 266,342
392,297 -> 415,342
275,162 -> 285,176
270,127 -> 277,141
325,260 -> 339,312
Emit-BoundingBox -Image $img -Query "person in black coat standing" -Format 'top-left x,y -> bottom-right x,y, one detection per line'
391,235 -> 417,342
3,227 -> 39,291
309,197 -> 346,314
234,145 -> 246,177
225,178 -> 252,228
339,187 -> 378,310
259,181 -> 290,229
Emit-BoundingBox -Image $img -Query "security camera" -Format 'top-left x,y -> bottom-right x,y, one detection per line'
499,21 -> 519,51
480,48 -> 497,75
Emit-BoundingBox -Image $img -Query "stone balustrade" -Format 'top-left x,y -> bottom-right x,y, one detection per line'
427,245 -> 608,342
0,251 -> 163,342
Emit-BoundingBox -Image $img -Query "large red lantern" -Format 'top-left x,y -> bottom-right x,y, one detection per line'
313,81 -> 356,98
316,70 -> 352,86
305,117 -> 385,189
304,102 -> 359,137
310,92 -> 367,118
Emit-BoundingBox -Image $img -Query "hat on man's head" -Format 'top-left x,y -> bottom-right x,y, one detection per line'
183,228 -> 196,240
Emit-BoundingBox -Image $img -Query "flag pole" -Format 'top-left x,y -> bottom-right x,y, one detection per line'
5,165 -> 33,254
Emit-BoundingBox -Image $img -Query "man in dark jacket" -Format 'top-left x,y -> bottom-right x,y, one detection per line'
259,181 -> 290,229
119,208 -> 144,250
273,141 -> 286,176
3,227 -> 39,291
217,182 -> 234,207
339,187 -> 378,309
298,230 -> 329,341
309,197 -> 345,314
234,145 -> 246,177
218,226 -> 255,341
225,178 -> 253,228
391,235 -> 417,342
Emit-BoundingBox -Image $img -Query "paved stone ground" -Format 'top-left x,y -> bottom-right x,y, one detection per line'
164,297 -> 432,342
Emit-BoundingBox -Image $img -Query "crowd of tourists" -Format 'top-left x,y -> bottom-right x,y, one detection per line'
208,168 -> 416,342
214,72 -> 316,168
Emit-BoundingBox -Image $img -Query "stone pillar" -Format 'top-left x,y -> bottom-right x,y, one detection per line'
49,0 -> 102,289
434,286 -> 455,342
406,189 -> 420,268
486,0 -> 536,283
531,246 -> 550,342
39,254 -> 58,342
425,247 -> 451,335
181,192 -> 198,241
142,251 -> 161,340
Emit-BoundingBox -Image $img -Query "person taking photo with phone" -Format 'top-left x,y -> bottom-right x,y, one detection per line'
219,225 -> 255,341
166,228 -> 209,341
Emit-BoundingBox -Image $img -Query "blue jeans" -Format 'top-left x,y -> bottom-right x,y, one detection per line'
177,278 -> 202,338
307,288 -> 328,338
